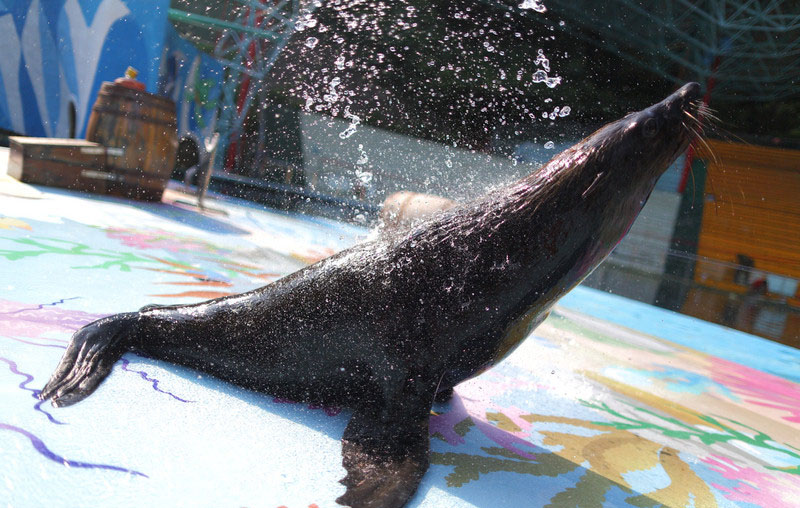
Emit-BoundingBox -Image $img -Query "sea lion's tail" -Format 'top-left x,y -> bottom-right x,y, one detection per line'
39,313 -> 138,407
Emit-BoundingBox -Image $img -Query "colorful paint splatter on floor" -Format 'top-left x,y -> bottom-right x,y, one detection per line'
1,184 -> 798,507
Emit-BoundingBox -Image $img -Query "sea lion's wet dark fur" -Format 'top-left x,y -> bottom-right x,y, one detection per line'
41,83 -> 702,508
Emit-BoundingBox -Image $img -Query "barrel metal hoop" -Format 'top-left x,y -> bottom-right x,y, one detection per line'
90,106 -> 177,128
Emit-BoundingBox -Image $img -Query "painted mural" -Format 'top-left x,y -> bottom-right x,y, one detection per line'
0,0 -> 221,145
2,183 -> 800,507
157,25 -> 224,156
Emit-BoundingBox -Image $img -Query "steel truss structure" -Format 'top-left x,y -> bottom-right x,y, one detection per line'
169,0 -> 313,169
168,0 -> 798,169
540,0 -> 800,101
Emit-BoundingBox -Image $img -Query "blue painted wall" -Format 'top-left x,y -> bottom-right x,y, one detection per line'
157,26 -> 224,151
0,0 -> 170,138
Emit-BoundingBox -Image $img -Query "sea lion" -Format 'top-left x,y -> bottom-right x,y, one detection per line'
41,83 -> 703,508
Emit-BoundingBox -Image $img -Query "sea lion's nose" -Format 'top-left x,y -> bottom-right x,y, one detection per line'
663,82 -> 701,115
679,82 -> 701,101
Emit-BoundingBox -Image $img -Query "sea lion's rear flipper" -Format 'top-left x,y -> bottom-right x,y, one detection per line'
39,313 -> 138,407
336,404 -> 431,508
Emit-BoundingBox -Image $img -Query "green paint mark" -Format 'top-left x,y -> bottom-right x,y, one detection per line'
431,450 -> 656,508
583,399 -> 800,475
546,469 -> 639,508
482,446 -> 532,460
0,236 -> 157,271
453,417 -> 475,438
548,312 -> 667,354
430,450 -> 572,488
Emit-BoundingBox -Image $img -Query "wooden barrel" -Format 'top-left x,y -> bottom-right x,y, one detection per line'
85,82 -> 177,201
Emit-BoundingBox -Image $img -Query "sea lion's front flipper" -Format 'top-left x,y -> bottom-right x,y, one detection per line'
336,404 -> 431,508
39,313 -> 138,407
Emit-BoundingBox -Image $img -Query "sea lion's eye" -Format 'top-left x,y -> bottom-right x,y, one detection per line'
643,118 -> 659,138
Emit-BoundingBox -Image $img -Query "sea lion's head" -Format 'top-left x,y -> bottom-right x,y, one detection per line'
575,82 -> 703,193
521,83 -> 705,264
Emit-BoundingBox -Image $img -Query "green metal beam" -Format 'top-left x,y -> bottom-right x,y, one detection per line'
167,8 -> 280,40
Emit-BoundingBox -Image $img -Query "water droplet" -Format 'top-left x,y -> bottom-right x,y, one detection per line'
535,49 -> 550,72
532,69 -> 562,88
519,0 -> 547,12
544,141 -> 555,149
305,37 -> 319,49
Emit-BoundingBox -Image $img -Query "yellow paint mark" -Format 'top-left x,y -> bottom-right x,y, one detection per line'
486,412 -> 522,433
519,413 -> 718,507
631,446 -> 717,508
584,371 -> 726,430
0,217 -> 32,230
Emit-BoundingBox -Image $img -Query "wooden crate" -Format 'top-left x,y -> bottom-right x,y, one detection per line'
7,136 -> 162,200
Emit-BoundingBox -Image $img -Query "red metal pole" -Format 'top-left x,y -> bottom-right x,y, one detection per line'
224,6 -> 262,172
677,55 -> 721,193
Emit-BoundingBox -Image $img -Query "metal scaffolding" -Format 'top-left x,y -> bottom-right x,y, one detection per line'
167,0 -> 799,170
168,0 -> 313,169
539,0 -> 800,101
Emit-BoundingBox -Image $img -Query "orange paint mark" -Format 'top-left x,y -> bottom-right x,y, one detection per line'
155,280 -> 233,287
143,255 -> 196,270
251,272 -> 281,280
149,290 -> 233,299
291,249 -> 335,265
0,217 -> 32,230
215,259 -> 264,270
140,268 -> 205,278
224,265 -> 281,278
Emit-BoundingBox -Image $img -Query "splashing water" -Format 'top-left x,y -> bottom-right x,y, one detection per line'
356,144 -> 369,165
532,69 -> 562,88
535,49 -> 550,72
543,106 -> 571,120
340,106 -> 361,139
519,0 -> 547,12
355,169 -> 373,185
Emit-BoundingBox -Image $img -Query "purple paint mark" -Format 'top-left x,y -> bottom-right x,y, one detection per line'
0,422 -> 147,477
0,298 -> 104,339
120,358 -> 194,403
0,356 -> 66,425
429,395 -> 539,460
0,297 -> 81,316
5,336 -> 68,349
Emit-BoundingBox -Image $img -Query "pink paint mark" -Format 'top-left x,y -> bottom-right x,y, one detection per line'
0,298 -> 104,339
5,337 -> 68,349
702,455 -> 800,506
430,373 -> 541,460
709,357 -> 800,424
106,228 -> 228,255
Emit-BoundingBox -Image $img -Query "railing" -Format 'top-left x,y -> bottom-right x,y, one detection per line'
585,250 -> 800,349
